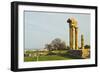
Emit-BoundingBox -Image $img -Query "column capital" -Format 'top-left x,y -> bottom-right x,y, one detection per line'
67,17 -> 78,27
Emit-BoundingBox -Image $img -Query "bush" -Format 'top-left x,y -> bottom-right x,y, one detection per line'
47,52 -> 56,56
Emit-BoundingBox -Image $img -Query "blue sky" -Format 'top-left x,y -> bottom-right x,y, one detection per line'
24,11 -> 90,49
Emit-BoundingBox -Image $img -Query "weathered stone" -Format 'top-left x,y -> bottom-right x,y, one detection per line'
67,50 -> 82,58
67,18 -> 90,59
67,17 -> 78,50
67,49 -> 90,59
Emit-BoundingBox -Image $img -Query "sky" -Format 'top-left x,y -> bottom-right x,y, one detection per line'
24,11 -> 90,50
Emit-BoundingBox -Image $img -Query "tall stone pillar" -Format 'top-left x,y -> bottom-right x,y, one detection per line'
69,26 -> 72,49
75,27 -> 78,49
72,26 -> 75,50
67,18 -> 72,49
67,18 -> 78,50
81,34 -> 84,49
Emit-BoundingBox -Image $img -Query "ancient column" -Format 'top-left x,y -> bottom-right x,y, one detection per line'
75,27 -> 78,49
72,26 -> 75,50
67,17 -> 78,50
67,18 -> 73,49
70,26 -> 73,49
81,34 -> 84,49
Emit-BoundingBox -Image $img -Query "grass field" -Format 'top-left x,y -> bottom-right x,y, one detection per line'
24,50 -> 83,62
24,50 -> 73,62
24,55 -> 73,62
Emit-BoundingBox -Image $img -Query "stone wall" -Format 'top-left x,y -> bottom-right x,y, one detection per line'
67,49 -> 90,59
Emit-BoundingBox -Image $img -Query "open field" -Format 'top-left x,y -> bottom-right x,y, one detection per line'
24,55 -> 72,62
24,50 -> 84,62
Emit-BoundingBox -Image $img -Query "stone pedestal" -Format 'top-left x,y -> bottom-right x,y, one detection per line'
67,49 -> 90,59
67,50 -> 82,58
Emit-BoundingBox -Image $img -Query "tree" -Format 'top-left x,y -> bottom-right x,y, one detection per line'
45,44 -> 52,51
44,38 -> 67,51
84,45 -> 90,49
59,41 -> 67,50
66,46 -> 70,50
51,38 -> 67,50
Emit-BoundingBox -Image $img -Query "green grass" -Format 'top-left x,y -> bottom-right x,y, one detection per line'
24,50 -> 83,62
24,55 -> 72,62
24,57 -> 37,62
38,55 -> 72,61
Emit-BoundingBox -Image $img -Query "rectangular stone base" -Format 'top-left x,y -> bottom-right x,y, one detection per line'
67,49 -> 90,59
67,49 -> 82,58
82,49 -> 90,58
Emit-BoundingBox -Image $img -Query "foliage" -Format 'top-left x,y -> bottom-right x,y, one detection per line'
45,38 -> 67,51
45,44 -> 52,51
84,45 -> 90,49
